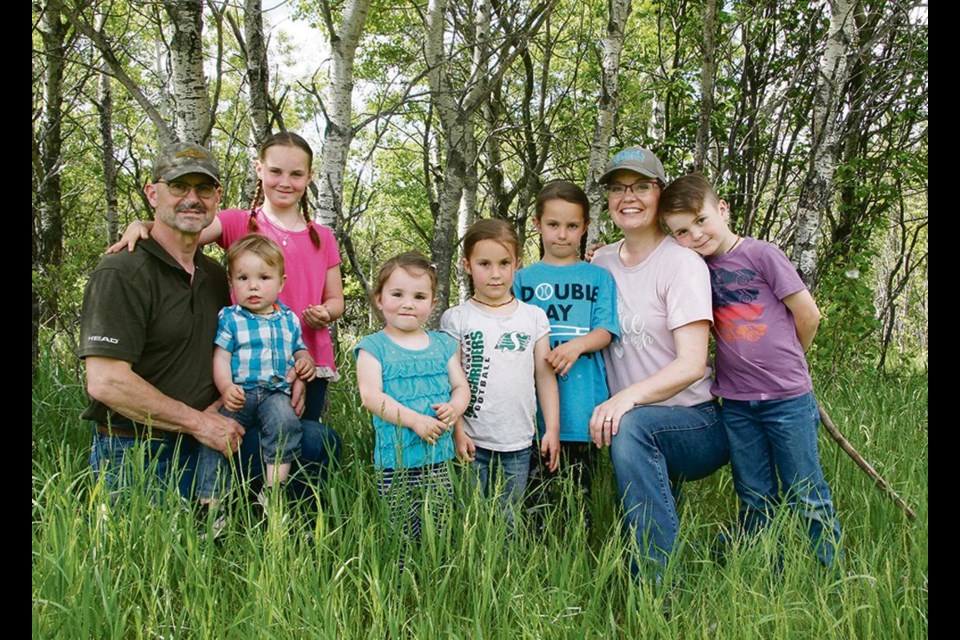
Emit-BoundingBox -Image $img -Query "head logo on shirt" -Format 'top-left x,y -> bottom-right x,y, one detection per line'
494,332 -> 532,352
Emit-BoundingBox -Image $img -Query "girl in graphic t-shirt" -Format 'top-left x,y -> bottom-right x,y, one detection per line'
439,218 -> 560,531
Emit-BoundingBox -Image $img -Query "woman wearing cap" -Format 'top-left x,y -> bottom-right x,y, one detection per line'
588,146 -> 729,580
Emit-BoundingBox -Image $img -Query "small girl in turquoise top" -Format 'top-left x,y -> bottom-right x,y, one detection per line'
355,251 -> 471,547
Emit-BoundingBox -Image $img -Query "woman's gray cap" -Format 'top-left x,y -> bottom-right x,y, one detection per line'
598,146 -> 666,184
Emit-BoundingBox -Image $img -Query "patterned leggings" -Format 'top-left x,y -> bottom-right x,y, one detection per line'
377,462 -> 454,544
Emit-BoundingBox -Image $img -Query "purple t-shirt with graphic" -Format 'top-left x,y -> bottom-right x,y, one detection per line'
705,237 -> 813,401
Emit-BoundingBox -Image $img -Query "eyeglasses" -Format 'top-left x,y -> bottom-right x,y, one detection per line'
604,181 -> 659,196
155,180 -> 219,198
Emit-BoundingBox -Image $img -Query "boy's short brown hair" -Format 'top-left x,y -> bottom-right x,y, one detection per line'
658,173 -> 721,219
225,233 -> 286,278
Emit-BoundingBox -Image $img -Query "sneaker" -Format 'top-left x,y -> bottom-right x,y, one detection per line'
256,489 -> 270,518
196,503 -> 228,542
255,487 -> 292,528
208,511 -> 228,540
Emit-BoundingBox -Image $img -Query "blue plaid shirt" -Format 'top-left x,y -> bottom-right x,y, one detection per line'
215,302 -> 308,392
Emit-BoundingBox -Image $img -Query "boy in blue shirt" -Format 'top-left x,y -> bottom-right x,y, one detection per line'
200,233 -> 317,514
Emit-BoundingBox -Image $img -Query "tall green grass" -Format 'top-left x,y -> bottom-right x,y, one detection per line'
33,347 -> 927,639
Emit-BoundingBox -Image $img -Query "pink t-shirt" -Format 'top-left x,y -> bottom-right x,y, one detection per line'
592,236 -> 715,407
217,209 -> 342,376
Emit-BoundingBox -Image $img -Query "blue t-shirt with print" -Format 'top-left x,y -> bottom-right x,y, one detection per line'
514,261 -> 619,442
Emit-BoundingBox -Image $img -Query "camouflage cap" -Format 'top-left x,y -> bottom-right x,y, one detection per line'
597,146 -> 667,184
151,142 -> 221,184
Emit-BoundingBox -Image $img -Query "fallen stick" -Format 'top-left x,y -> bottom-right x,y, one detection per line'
818,403 -> 917,522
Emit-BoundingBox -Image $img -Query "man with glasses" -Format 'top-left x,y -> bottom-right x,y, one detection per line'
80,142 -> 341,511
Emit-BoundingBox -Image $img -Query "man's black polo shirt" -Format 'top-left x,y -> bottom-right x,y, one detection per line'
79,237 -> 230,428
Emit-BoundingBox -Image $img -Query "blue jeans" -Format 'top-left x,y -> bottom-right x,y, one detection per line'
89,416 -> 341,502
723,392 -> 841,566
609,401 -> 729,576
89,429 -> 202,501
471,446 -> 533,530
195,387 -> 303,500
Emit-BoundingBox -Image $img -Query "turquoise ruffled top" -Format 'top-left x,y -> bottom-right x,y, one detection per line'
354,330 -> 458,469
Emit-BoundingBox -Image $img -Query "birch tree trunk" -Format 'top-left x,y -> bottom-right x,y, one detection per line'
586,0 -> 632,246
244,0 -> 271,145
33,0 -> 68,377
37,0 -> 66,274
457,128 -> 480,301
97,10 -> 119,245
425,0 -> 462,324
240,0 -> 271,200
791,0 -> 856,287
455,0 -> 490,302
164,0 -> 212,145
694,0 -> 717,173
315,0 -> 372,228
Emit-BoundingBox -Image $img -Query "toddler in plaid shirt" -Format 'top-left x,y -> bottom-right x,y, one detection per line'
197,234 -> 317,510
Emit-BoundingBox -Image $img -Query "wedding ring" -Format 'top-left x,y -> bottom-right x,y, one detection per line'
603,418 -> 613,423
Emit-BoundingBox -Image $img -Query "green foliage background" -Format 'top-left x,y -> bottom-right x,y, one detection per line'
33,0 -> 928,376
33,1 -> 928,635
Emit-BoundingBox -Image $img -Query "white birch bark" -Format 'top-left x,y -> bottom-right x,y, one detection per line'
456,0 -> 490,302
96,9 -> 118,245
586,0 -> 632,246
457,127 -> 480,302
37,0 -> 67,271
164,0 -> 212,145
236,0 -> 272,201
425,0 -> 463,322
792,0 -> 856,287
34,0 -> 67,375
315,0 -> 372,228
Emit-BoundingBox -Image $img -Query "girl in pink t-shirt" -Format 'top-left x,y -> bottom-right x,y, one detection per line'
111,132 -> 345,421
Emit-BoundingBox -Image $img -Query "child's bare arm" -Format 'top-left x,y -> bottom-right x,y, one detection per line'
783,289 -> 821,352
292,349 -> 317,382
545,328 -> 614,376
320,265 -> 345,321
356,349 -> 449,445
533,335 -> 561,472
303,266 -> 346,329
107,220 -> 152,253
107,216 -> 222,253
453,419 -> 476,463
213,346 -> 245,412
432,349 -> 471,424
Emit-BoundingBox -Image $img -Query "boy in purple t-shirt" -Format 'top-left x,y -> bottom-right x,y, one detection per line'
659,173 -> 841,569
